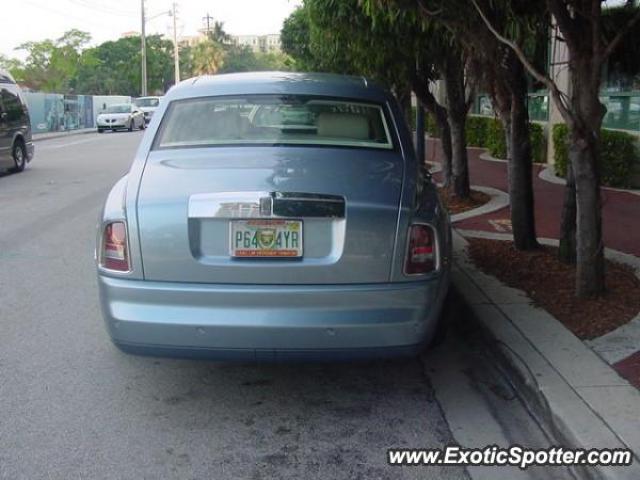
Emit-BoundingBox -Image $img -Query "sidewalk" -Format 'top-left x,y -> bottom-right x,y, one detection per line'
32,128 -> 95,142
431,138 -> 640,477
428,138 -> 640,387
452,231 -> 640,479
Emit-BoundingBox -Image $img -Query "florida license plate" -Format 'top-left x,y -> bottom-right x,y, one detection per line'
230,219 -> 303,258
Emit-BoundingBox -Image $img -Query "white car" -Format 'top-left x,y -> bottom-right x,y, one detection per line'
133,96 -> 162,124
97,104 -> 145,133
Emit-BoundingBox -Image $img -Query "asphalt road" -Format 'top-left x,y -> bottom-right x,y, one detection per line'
0,131 -> 562,480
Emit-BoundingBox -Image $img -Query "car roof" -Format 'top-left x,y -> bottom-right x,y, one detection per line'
166,71 -> 390,104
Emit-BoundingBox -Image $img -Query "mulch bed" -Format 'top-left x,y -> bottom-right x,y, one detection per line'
467,238 -> 640,340
438,188 -> 491,215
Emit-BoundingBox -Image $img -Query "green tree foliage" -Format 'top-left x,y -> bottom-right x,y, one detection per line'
14,29 -> 91,92
191,37 -> 226,75
281,1 -> 421,90
74,35 -> 174,96
281,7 -> 316,70
4,23 -> 293,96
0,54 -> 23,79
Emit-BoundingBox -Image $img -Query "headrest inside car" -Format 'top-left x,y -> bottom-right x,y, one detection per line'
317,113 -> 369,140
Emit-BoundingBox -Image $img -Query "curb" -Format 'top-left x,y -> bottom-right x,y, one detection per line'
451,230 -> 640,480
427,160 -> 511,222
479,151 -> 507,164
33,128 -> 96,142
458,230 -> 640,372
538,166 -> 640,197
450,186 -> 509,223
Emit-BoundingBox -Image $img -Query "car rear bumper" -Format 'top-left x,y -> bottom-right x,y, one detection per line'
97,274 -> 449,361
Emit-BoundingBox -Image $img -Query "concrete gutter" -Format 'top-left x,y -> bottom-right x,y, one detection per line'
452,230 -> 640,480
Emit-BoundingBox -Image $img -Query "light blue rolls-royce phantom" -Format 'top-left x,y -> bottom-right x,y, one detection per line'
96,71 -> 451,361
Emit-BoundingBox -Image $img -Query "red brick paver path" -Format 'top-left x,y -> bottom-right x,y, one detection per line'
614,351 -> 640,389
428,139 -> 640,257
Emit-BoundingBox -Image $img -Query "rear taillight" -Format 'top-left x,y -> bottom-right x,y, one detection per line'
100,221 -> 130,272
405,224 -> 437,275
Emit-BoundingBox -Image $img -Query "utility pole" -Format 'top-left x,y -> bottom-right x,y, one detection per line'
172,2 -> 180,85
140,0 -> 148,96
203,12 -> 214,36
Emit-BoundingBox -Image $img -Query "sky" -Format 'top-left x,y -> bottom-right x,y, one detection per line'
1,0 -> 302,59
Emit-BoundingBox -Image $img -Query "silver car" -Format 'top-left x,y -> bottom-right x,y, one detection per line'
96,72 -> 451,361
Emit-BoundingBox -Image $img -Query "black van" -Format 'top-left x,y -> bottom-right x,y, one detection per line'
0,69 -> 34,173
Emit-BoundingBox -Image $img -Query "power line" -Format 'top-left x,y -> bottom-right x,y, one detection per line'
21,0 -> 126,29
67,0 -> 138,17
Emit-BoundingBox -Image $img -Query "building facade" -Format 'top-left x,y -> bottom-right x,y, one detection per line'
232,34 -> 281,53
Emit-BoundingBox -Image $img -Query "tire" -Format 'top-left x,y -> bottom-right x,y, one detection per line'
139,120 -> 145,130
10,140 -> 26,173
98,128 -> 104,134
127,120 -> 133,132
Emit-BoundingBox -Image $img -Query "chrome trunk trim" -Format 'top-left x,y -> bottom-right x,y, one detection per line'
188,192 -> 346,219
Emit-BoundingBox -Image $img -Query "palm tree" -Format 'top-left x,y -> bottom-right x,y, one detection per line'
210,21 -> 231,44
191,38 -> 225,75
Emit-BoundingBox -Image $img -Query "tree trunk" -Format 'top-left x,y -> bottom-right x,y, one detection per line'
396,86 -> 413,129
443,56 -> 470,199
448,112 -> 470,198
411,78 -> 453,186
564,55 -> 606,297
571,128 -> 605,297
558,159 -> 577,264
507,69 -> 538,250
433,106 -> 453,186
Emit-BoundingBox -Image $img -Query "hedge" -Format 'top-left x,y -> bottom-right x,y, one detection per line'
412,109 -> 546,163
552,124 -> 638,188
466,116 -> 546,164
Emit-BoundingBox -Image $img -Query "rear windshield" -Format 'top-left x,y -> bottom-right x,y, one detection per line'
105,104 -> 132,114
154,95 -> 394,150
135,97 -> 160,107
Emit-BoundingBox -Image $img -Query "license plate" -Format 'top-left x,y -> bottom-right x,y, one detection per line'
230,219 -> 303,258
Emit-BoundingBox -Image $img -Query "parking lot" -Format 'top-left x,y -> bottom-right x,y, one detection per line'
0,132 -> 565,480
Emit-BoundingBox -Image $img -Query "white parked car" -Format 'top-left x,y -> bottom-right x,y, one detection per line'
133,96 -> 162,124
97,104 -> 145,133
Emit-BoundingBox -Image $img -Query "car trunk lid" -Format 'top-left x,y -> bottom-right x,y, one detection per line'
136,146 -> 404,284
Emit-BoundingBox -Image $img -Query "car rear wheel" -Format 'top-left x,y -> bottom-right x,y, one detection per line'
128,120 -> 133,132
11,140 -> 26,173
139,120 -> 145,130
